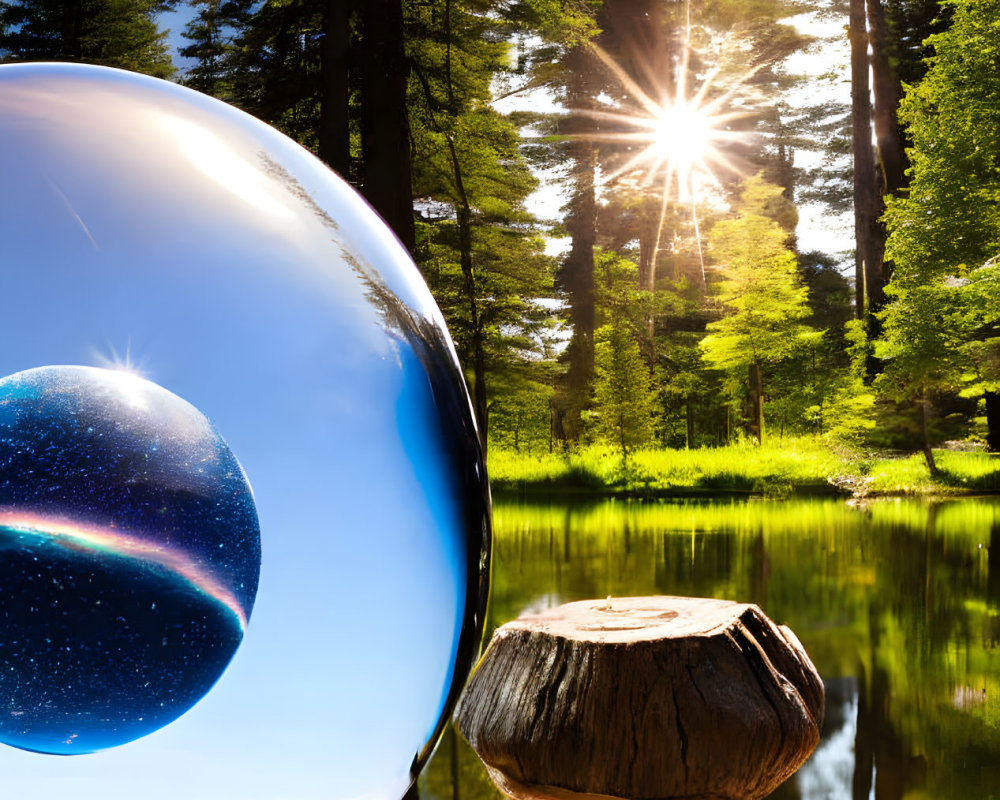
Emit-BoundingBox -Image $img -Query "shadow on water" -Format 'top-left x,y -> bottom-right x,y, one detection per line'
420,496 -> 1000,800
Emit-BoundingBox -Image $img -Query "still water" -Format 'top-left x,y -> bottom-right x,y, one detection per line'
420,495 -> 1000,800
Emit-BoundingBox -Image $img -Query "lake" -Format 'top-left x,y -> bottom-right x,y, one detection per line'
420,495 -> 1000,800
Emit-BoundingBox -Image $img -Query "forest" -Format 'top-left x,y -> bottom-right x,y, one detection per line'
3,0 -> 998,492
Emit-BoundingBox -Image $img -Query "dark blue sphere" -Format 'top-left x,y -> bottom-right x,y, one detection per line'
0,365 -> 260,754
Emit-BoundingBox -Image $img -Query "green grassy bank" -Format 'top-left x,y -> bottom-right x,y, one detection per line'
487,441 -> 1000,497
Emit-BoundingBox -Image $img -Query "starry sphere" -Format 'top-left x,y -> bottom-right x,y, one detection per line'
0,365 -> 260,755
0,63 -> 489,799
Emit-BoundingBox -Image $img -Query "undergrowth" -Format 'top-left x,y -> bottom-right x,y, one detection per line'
488,441 -> 1000,497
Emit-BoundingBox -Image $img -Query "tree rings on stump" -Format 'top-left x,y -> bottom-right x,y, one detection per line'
455,596 -> 824,800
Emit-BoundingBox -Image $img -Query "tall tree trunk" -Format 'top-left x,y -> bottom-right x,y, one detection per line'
749,359 -> 764,444
866,0 -> 906,308
985,390 -> 1000,453
685,394 -> 694,450
319,0 -> 353,180
559,125 -> 597,441
66,0 -> 84,60
849,0 -> 878,322
457,202 -> 488,456
866,0 -> 906,201
638,215 -> 655,294
360,0 -> 415,251
605,0 -> 668,364
416,0 -> 488,454
638,207 -> 657,365
920,387 -> 937,475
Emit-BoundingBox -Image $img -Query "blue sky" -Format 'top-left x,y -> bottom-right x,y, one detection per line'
0,62 -> 476,799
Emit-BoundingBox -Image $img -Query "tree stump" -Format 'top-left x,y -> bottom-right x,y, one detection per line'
455,596 -> 824,800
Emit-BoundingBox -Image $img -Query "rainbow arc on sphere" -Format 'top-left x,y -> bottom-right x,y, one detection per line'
0,508 -> 249,632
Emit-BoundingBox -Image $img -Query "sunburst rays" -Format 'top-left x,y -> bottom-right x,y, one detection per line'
568,21 -> 763,284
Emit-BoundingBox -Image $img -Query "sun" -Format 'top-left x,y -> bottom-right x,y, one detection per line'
628,98 -> 740,193
579,42 -> 752,199
653,104 -> 712,164
571,39 -> 758,283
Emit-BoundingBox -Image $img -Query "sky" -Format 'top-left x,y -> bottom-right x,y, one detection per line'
0,62 -> 479,800
782,10 -> 855,261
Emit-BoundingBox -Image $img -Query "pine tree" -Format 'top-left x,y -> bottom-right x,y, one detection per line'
226,0 -> 328,153
408,0 -> 555,452
180,0 -> 249,98
0,0 -> 175,77
700,177 -> 815,443
593,316 -> 656,466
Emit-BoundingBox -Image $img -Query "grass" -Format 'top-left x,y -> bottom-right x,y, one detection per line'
487,441 -> 1000,497
490,439 -> 846,497
866,451 -> 1000,494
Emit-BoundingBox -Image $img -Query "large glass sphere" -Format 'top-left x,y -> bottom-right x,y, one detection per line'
0,62 -> 490,798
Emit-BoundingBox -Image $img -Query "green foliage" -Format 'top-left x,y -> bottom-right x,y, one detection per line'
501,0 -> 599,49
408,0 -> 556,443
884,0 -> 952,86
879,0 -> 1000,452
488,374 -> 554,455
0,0 -> 175,76
224,0 -> 329,148
956,258 -> 1000,397
656,331 -> 730,448
875,278 -> 965,401
592,249 -> 651,330
701,179 -> 813,371
591,317 -> 657,462
883,0 -> 1000,284
844,317 -> 872,383
818,380 -> 876,444
700,177 -> 818,440
180,0 -> 249,98
799,250 -> 853,334
740,171 -> 799,232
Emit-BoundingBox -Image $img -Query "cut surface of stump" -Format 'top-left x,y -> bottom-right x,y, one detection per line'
455,596 -> 824,800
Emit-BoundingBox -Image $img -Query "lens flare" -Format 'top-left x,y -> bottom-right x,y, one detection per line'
570,30 -> 761,284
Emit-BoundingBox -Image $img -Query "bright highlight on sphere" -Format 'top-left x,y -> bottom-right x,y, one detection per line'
0,62 -> 490,799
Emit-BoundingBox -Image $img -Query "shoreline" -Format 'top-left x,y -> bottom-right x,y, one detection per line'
492,483 -> 1000,501
487,444 -> 1000,500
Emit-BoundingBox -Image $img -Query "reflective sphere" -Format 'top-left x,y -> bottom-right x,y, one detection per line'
0,365 -> 260,755
0,63 -> 490,799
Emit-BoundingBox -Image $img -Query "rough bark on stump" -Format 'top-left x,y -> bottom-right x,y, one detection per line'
455,597 -> 824,800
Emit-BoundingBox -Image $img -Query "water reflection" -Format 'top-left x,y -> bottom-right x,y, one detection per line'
422,497 -> 1000,800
